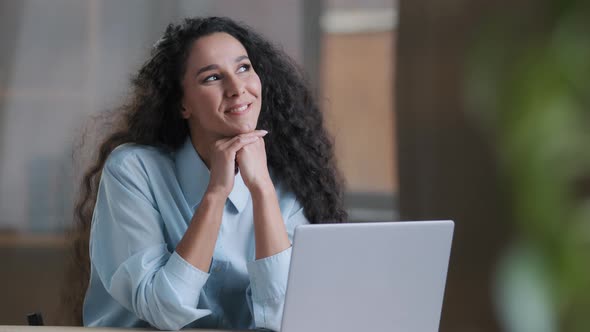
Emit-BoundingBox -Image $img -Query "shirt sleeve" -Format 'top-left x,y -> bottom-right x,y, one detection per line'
90,152 -> 211,330
245,198 -> 309,331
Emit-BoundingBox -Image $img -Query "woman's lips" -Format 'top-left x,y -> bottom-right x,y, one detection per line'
225,103 -> 251,116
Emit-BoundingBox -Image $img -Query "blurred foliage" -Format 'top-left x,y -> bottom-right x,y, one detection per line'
465,0 -> 590,331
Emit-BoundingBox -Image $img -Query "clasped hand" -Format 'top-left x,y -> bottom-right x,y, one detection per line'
206,130 -> 271,197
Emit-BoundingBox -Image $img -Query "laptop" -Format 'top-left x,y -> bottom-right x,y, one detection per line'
281,220 -> 454,332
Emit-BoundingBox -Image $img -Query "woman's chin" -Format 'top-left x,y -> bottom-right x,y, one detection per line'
228,123 -> 257,136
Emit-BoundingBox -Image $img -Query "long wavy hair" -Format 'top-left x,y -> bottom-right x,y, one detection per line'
59,16 -> 347,325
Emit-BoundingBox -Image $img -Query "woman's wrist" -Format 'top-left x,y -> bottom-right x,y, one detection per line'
203,187 -> 230,202
249,177 -> 276,201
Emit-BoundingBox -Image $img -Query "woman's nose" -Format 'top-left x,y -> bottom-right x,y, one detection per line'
225,74 -> 245,97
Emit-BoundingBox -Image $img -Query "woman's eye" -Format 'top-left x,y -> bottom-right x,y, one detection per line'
204,74 -> 220,82
237,64 -> 251,73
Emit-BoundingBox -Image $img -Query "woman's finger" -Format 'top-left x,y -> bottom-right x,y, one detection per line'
226,135 -> 260,155
217,130 -> 268,150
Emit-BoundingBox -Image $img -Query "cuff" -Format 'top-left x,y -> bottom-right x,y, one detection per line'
246,247 -> 292,301
164,251 -> 210,301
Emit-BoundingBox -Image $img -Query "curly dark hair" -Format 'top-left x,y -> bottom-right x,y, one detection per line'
58,16 -> 347,325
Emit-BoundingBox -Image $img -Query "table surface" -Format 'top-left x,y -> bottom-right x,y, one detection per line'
0,327 -> 253,332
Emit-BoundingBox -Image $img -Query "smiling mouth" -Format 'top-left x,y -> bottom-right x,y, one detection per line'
225,103 -> 251,115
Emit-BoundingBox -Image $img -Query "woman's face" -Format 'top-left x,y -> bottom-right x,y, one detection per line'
181,32 -> 262,142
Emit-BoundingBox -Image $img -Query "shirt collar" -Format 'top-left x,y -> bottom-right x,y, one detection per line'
174,137 -> 249,212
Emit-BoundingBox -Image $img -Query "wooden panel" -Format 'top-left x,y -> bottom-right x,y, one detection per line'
394,1 -> 518,331
320,32 -> 397,193
0,247 -> 67,325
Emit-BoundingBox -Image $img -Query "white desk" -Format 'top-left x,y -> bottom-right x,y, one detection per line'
0,327 -> 252,332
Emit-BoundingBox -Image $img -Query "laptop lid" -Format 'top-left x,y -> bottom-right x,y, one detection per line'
281,220 -> 454,332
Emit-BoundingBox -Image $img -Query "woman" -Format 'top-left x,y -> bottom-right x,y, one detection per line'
62,17 -> 346,331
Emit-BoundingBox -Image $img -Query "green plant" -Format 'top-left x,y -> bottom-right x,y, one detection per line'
466,1 -> 590,331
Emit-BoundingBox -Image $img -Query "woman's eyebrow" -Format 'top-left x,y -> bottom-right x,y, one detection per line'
196,64 -> 218,76
195,56 -> 248,76
235,55 -> 249,62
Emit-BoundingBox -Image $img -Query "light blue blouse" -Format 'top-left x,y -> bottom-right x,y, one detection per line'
83,138 -> 309,331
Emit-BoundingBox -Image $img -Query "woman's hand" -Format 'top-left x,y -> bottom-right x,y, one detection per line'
236,130 -> 273,194
206,130 -> 268,197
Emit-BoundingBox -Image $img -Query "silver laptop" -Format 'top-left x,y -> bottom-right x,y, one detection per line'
281,220 -> 454,332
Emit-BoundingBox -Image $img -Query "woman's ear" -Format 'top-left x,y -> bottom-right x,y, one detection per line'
180,105 -> 191,119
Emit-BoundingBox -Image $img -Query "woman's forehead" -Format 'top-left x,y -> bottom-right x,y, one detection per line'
187,32 -> 249,67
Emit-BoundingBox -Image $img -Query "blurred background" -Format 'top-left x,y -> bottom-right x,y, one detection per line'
0,0 -> 588,331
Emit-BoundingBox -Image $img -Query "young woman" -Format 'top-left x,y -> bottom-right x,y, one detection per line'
62,17 -> 346,331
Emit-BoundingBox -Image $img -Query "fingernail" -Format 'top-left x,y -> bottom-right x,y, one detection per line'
260,130 -> 268,135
